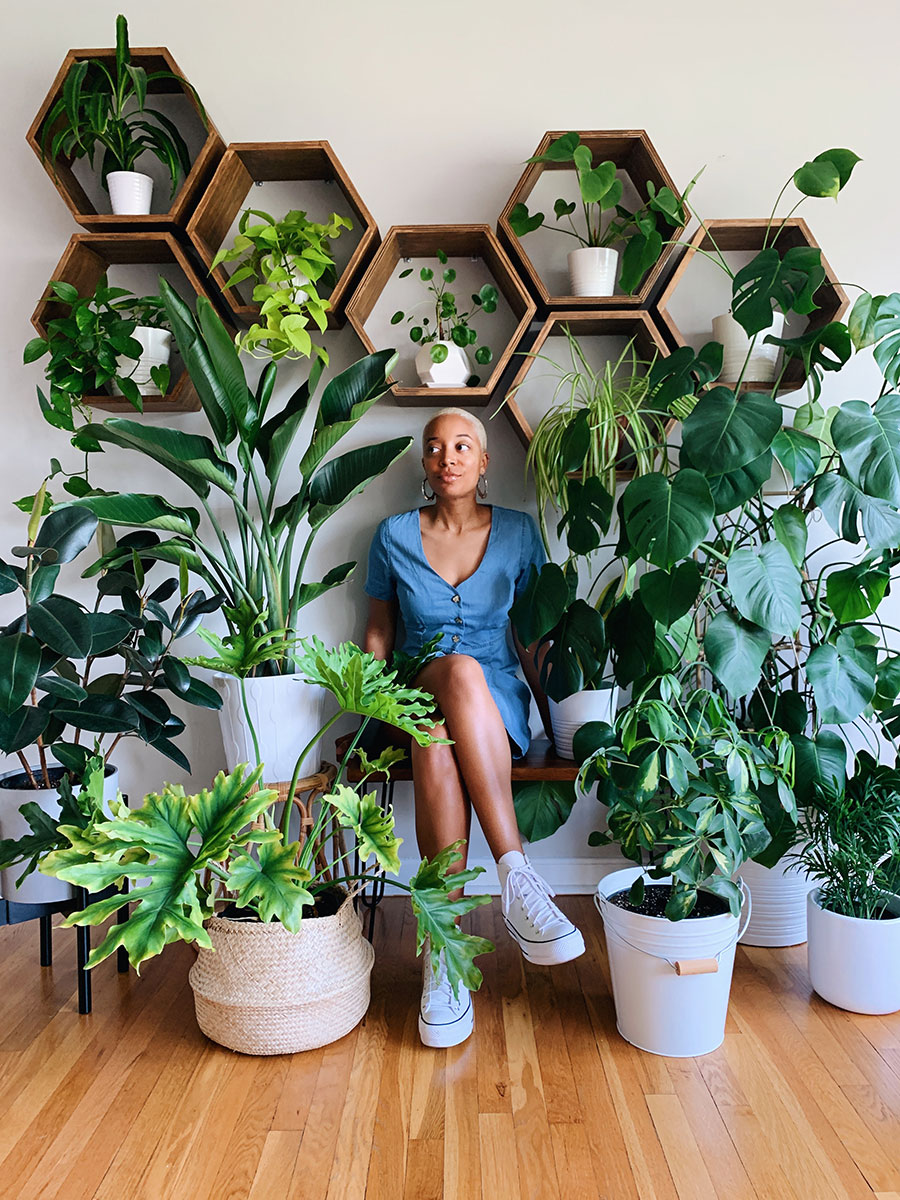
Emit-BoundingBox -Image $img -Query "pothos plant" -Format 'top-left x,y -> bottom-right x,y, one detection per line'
391,250 -> 498,384
210,207 -> 352,363
41,638 -> 494,997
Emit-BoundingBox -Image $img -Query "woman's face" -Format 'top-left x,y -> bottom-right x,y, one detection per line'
422,414 -> 489,501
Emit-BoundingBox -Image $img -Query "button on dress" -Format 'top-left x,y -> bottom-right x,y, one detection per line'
364,505 -> 546,756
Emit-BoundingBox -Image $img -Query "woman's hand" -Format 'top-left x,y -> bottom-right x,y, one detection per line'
514,631 -> 554,743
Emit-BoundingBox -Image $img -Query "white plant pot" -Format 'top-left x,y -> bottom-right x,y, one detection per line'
212,674 -> 328,785
415,341 -> 472,388
106,170 -> 153,215
595,866 -> 750,1056
567,247 -> 619,297
0,764 -> 119,904
113,326 -> 172,397
807,889 -> 900,1014
737,857 -> 815,946
549,684 -> 618,759
712,311 -> 785,383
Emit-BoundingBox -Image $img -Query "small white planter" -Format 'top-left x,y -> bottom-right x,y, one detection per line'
567,247 -> 618,297
212,673 -> 328,785
807,889 -> 900,1014
107,170 -> 153,215
549,684 -> 618,759
737,857 -> 815,946
113,326 -> 172,396
415,341 -> 472,388
595,866 -> 750,1056
712,311 -> 785,383
0,764 -> 119,904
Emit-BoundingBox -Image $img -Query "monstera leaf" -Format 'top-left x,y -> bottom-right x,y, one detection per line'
326,784 -> 403,874
814,472 -> 900,553
409,842 -> 494,998
806,634 -> 877,724
224,840 -> 312,931
621,470 -> 714,568
727,542 -> 802,637
682,388 -> 782,475
831,394 -> 900,505
731,246 -> 825,336
703,612 -> 770,698
512,781 -> 577,843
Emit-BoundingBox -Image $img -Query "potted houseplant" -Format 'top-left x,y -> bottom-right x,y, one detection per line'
40,638 -> 495,1055
55,281 -> 412,782
0,490 -> 222,903
391,251 -> 498,387
110,292 -> 172,398
38,14 -> 207,215
509,132 -> 694,297
792,751 -> 900,1014
210,206 -> 353,363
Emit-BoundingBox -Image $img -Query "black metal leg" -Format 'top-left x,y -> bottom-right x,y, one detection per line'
39,913 -> 53,966
75,887 -> 91,1015
116,879 -> 129,974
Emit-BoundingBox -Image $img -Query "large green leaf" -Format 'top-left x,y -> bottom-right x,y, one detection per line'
826,559 -> 891,622
68,495 -> 200,539
256,375 -> 314,485
0,634 -> 43,715
409,842 -> 494,997
680,447 -> 772,516
731,246 -> 825,336
307,437 -> 412,528
509,563 -> 569,647
224,841 -> 312,932
46,695 -> 141,734
703,612 -> 770,698
831,395 -> 900,505
81,420 -> 236,497
814,472 -> 900,553
766,322 -> 851,401
299,351 -> 397,479
793,149 -> 861,196
27,596 -> 92,659
682,388 -> 783,475
772,428 -> 821,488
196,297 -> 254,437
0,705 -> 50,754
33,506 -> 98,565
512,780 -> 577,843
539,599 -> 608,702
557,477 -> 613,556
806,634 -> 877,724
159,282 -> 236,446
294,562 -> 356,612
327,784 -> 402,874
771,504 -> 808,568
790,732 -> 847,803
638,562 -> 701,628
727,542 -> 802,636
621,470 -> 714,568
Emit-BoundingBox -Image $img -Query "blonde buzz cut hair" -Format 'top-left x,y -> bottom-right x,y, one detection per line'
423,407 -> 487,454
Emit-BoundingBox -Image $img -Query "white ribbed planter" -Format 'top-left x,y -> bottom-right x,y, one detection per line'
113,326 -> 172,396
595,867 -> 750,1056
712,311 -> 785,382
807,890 -> 900,1014
212,673 -> 328,784
107,170 -> 153,215
549,684 -> 618,759
737,857 -> 815,946
415,341 -> 471,387
567,247 -> 618,297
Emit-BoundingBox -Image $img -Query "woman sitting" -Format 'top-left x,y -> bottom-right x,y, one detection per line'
363,407 -> 584,1048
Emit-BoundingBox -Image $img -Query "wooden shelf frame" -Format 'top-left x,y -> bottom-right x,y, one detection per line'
344,224 -> 536,405
26,45 -> 224,231
500,310 -> 677,479
497,130 -> 688,310
29,232 -> 226,413
185,142 -> 380,329
655,217 -> 849,394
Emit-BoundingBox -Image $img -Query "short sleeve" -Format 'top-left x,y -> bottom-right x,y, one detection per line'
364,519 -> 396,602
514,513 -> 546,601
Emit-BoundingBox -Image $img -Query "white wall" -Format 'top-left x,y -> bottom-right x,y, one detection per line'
3,0 -> 898,891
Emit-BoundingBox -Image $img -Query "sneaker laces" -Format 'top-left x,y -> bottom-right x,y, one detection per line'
422,947 -> 455,1006
502,863 -> 561,934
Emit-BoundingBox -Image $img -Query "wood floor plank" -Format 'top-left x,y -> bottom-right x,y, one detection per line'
402,1138 -> 443,1200
476,903 -> 515,1115
524,962 -> 583,1124
645,1093 -> 718,1200
444,1038 -> 481,1200
248,1130 -> 303,1200
287,1027 -> 360,1200
549,1122 -> 601,1199
664,1058 -> 757,1200
479,1112 -> 521,1200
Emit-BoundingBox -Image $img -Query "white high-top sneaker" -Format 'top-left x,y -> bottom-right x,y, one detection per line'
498,851 -> 585,965
418,942 -> 474,1048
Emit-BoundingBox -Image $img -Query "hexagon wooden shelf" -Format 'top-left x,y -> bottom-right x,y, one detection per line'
656,218 -> 849,394
501,310 -> 676,480
345,225 -> 536,405
26,45 -> 224,231
186,142 -> 379,330
30,232 -> 227,413
497,130 -> 687,311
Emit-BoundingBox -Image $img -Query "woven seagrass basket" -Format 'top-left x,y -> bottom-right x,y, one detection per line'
189,895 -> 374,1055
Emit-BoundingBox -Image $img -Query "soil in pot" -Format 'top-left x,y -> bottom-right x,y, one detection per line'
608,884 -> 730,919
0,765 -> 68,791
220,884 -> 347,923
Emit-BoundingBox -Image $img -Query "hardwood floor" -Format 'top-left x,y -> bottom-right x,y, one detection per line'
1,896 -> 899,1199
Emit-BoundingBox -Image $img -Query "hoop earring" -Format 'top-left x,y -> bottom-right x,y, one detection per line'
477,474 -> 488,499
422,478 -> 435,501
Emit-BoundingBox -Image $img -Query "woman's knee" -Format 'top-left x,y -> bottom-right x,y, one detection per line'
418,653 -> 488,698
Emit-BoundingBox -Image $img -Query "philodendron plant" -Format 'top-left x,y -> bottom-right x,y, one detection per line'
41,639 -> 494,997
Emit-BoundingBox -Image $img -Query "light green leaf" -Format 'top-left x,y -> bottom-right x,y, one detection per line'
409,842 -> 494,997
326,785 -> 402,874
622,470 -> 714,569
727,542 -> 802,636
771,504 -> 808,568
704,613 -> 770,699
224,841 -> 312,932
806,634 -> 877,724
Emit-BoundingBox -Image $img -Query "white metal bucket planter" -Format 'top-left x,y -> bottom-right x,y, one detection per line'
737,857 -> 814,947
595,866 -> 751,1057
807,889 -> 900,1015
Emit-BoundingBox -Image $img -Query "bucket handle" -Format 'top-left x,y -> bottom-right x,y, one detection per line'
593,879 -> 752,974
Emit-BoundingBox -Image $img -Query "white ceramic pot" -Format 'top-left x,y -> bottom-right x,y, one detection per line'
567,247 -> 618,297
212,673 -> 328,785
106,170 -> 153,215
595,867 -> 750,1056
737,857 -> 815,946
807,889 -> 900,1014
712,311 -> 785,383
415,341 -> 472,388
113,326 -> 172,396
0,764 -> 119,903
549,684 -> 618,759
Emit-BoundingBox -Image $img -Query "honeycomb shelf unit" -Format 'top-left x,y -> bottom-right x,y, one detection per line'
26,44 -> 224,231
500,309 -> 676,480
30,232 -> 228,413
655,218 -> 849,394
497,130 -> 687,311
344,224 -> 536,405
185,142 -> 380,329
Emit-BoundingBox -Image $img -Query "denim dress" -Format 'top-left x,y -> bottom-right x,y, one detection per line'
364,505 -> 546,756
